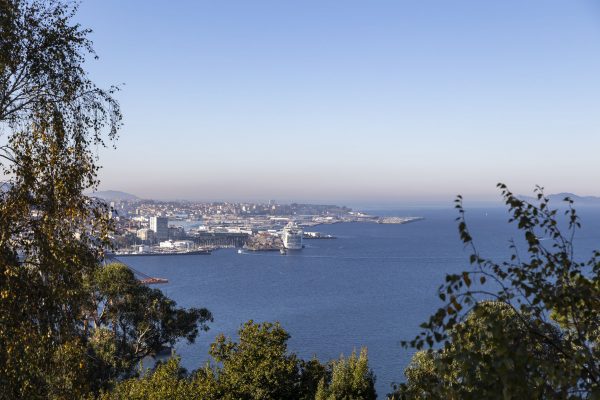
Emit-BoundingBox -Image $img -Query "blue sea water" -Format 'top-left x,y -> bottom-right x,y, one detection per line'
122,206 -> 600,396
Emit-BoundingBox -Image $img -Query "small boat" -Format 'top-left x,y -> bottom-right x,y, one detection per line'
238,249 -> 243,254
280,248 -> 287,255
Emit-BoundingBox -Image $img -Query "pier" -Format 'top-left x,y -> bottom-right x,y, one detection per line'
104,255 -> 168,285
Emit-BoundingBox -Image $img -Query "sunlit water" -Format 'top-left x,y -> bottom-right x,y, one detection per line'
122,206 -> 600,396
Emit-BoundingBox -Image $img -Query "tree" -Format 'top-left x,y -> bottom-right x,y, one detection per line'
0,1 -> 210,398
85,263 -> 212,388
315,348 -> 377,400
394,302 -> 573,399
393,350 -> 440,400
298,357 -> 329,400
206,320 -> 303,400
203,322 -> 375,400
102,321 -> 306,400
400,185 -> 600,398
96,357 -> 195,400
0,0 -> 120,397
101,321 -> 376,400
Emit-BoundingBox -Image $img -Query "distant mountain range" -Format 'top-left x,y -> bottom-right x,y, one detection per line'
90,190 -> 139,201
519,192 -> 600,205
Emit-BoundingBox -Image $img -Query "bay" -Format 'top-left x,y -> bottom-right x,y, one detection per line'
122,206 -> 600,396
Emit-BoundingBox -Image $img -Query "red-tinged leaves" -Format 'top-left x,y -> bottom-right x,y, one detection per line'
462,272 -> 471,287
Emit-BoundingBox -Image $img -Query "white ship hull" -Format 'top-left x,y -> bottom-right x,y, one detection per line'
283,241 -> 303,250
282,222 -> 303,250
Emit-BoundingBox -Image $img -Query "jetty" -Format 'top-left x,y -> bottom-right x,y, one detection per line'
104,255 -> 168,285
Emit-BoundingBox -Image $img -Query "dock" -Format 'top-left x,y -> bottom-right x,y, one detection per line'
105,255 -> 169,285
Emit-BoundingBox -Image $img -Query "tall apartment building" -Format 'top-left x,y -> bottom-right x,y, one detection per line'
149,216 -> 169,240
136,228 -> 154,241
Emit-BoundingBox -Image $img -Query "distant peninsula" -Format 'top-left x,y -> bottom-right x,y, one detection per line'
519,192 -> 600,205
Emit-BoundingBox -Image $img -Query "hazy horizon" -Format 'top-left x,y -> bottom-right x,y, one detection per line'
78,1 -> 600,201
92,188 -> 600,211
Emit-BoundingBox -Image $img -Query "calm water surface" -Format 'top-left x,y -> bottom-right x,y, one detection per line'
122,206 -> 600,396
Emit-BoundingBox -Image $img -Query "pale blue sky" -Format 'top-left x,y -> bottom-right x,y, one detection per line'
78,0 -> 600,204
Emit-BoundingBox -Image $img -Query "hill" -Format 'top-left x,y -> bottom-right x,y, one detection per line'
90,190 -> 139,201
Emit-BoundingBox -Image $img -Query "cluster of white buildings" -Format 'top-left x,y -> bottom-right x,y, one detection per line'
158,240 -> 194,250
134,240 -> 194,253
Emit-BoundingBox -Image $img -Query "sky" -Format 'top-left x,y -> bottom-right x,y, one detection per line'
77,0 -> 600,205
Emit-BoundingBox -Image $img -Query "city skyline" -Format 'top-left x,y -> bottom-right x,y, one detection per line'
78,1 -> 600,203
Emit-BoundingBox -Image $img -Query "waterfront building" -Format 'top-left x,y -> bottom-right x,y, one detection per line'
136,228 -> 154,241
150,216 -> 169,240
159,240 -> 194,250
174,240 -> 194,249
168,226 -> 185,240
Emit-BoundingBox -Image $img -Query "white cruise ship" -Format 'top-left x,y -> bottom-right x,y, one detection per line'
282,222 -> 303,250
